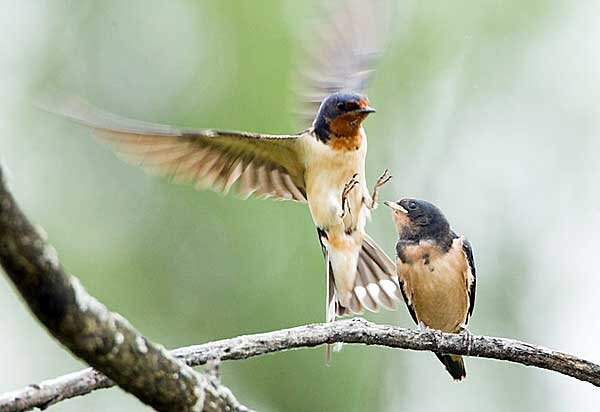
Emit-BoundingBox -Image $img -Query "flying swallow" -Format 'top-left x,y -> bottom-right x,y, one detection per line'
384,198 -> 476,381
40,1 -> 402,358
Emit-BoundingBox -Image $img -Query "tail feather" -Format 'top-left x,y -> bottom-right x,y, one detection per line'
357,256 -> 396,310
355,260 -> 380,312
347,293 -> 363,314
325,259 -> 336,365
435,353 -> 466,381
326,261 -> 337,322
321,231 -> 402,318
354,234 -> 401,311
362,234 -> 397,280
319,230 -> 401,364
325,258 -> 351,364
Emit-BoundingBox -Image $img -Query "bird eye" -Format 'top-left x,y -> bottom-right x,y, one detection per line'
345,102 -> 359,111
408,201 -> 417,210
336,101 -> 360,112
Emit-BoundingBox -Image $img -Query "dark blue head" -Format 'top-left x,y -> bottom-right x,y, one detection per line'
384,198 -> 451,243
313,92 -> 375,144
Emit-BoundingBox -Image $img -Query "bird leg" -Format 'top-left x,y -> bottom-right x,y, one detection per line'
457,324 -> 471,335
458,324 -> 474,355
340,173 -> 359,219
368,169 -> 392,209
418,321 -> 434,332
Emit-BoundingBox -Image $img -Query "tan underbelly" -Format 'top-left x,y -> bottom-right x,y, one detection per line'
399,261 -> 468,332
305,155 -> 366,232
307,180 -> 364,229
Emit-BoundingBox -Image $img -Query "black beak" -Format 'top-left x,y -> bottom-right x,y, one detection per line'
359,106 -> 376,114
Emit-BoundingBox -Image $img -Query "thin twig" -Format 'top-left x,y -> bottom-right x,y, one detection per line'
2,318 -> 599,411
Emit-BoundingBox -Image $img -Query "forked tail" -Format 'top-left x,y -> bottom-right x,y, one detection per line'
318,230 -> 402,364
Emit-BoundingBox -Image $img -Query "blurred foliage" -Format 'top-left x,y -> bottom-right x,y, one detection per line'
2,0 -> 600,411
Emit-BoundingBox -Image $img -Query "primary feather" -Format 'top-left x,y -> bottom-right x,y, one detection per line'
41,93 -> 307,202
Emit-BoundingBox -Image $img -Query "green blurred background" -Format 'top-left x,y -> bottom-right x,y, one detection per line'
2,0 -> 600,411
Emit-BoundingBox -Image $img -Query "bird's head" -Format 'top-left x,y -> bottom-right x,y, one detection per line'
313,92 -> 375,145
384,198 -> 450,241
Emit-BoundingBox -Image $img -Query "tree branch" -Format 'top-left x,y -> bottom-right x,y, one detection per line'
2,317 -> 599,411
2,166 -> 599,412
0,166 -> 250,412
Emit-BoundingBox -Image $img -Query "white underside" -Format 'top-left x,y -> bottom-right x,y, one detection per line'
301,129 -> 370,308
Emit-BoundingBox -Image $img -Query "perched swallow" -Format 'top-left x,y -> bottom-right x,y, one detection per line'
384,198 -> 476,380
41,2 -> 401,339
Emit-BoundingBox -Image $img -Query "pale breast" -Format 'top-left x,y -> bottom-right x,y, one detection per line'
398,238 -> 469,332
301,130 -> 368,233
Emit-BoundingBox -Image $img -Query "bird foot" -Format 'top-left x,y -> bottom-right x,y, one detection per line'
369,169 -> 392,209
340,173 -> 359,219
458,324 -> 474,355
418,321 -> 434,332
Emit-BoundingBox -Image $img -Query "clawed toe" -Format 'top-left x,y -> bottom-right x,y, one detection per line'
369,169 -> 392,209
458,324 -> 474,354
375,169 -> 392,188
343,174 -> 360,194
340,174 -> 360,219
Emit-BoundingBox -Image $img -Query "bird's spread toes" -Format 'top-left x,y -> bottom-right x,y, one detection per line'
369,169 -> 392,209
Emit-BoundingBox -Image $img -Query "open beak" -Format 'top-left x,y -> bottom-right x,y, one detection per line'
384,201 -> 408,213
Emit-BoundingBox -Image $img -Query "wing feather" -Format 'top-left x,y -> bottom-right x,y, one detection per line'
462,238 -> 477,321
42,94 -> 307,202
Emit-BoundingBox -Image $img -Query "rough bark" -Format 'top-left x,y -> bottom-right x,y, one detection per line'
2,162 -> 599,412
0,166 -> 250,412
2,317 -> 600,411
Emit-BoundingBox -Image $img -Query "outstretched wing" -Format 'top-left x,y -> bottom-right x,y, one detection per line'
41,1 -> 391,200
293,0 -> 391,127
43,95 -> 307,202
